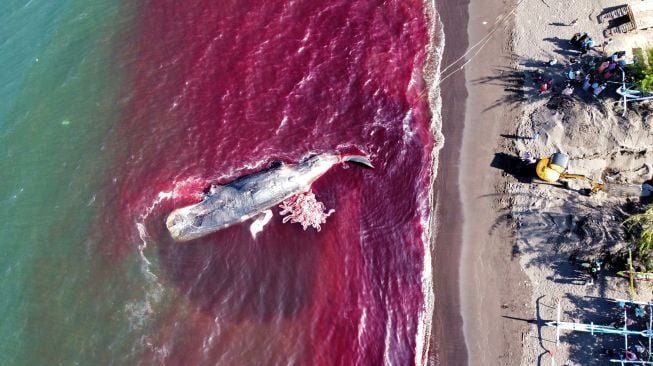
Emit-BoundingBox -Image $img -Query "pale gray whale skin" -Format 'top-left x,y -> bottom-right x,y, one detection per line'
166,153 -> 373,241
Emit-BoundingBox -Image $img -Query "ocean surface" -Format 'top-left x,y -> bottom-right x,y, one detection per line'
0,0 -> 441,364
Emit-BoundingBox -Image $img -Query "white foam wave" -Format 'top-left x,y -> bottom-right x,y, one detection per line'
383,307 -> 395,366
276,115 -> 289,134
402,110 -> 415,140
357,307 -> 368,344
137,176 -> 205,223
414,1 -> 445,365
124,223 -> 165,335
136,222 -> 155,267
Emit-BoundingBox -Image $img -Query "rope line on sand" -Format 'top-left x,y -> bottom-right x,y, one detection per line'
437,0 -> 524,86
438,33 -> 495,84
415,0 -> 523,101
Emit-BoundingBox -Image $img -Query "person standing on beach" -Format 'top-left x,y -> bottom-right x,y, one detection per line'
571,32 -> 584,48
539,79 -> 553,94
593,83 -> 606,96
582,75 -> 592,91
562,84 -> 574,96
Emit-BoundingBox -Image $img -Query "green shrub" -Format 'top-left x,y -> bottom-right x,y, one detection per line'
624,205 -> 653,257
625,49 -> 653,92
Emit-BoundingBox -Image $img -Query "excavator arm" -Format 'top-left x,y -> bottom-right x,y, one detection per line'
559,173 -> 605,193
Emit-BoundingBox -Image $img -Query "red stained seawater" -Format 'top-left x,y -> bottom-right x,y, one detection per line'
107,0 -> 436,364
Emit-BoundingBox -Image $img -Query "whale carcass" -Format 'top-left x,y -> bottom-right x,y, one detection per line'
165,153 -> 373,241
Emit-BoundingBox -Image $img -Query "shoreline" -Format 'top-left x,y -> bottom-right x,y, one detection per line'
429,0 -> 470,364
460,0 -> 531,364
429,0 -> 532,364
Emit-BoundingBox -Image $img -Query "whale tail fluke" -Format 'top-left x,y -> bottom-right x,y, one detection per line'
341,155 -> 374,169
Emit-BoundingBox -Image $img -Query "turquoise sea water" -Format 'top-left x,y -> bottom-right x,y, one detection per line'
1,0 -> 436,364
0,1 -> 157,363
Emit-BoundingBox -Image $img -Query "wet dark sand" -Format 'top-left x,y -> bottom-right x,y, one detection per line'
429,0 -> 470,364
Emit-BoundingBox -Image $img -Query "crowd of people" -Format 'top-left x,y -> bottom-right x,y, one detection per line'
535,31 -> 630,98
601,345 -> 648,362
602,300 -> 651,362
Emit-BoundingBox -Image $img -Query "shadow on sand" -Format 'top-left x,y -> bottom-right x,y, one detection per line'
469,54 -> 619,115
543,36 -> 580,57
490,152 -> 534,183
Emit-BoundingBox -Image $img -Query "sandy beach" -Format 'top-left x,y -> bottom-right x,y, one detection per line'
460,0 -> 533,364
432,0 -> 653,364
429,0 -> 532,363
510,0 -> 653,364
429,0 -> 470,364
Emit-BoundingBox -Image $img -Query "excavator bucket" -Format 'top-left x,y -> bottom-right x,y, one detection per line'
591,182 -> 605,193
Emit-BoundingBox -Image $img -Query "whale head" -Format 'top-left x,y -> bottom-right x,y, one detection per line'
294,154 -> 341,185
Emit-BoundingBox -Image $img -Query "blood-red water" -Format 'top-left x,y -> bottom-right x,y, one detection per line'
108,0 -> 435,364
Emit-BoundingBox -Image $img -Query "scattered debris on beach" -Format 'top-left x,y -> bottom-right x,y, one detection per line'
547,297 -> 653,364
502,0 -> 653,364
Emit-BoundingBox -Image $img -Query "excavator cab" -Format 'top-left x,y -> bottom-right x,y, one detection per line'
535,152 -> 604,194
536,152 -> 569,183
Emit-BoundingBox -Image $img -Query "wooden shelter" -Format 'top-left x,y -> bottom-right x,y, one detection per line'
601,2 -> 653,37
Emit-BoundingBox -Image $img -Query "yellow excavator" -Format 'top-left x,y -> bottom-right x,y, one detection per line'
535,152 -> 605,194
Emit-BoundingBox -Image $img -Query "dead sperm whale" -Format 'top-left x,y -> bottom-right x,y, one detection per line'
165,153 -> 373,241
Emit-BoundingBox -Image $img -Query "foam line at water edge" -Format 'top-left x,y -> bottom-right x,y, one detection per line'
415,0 -> 445,364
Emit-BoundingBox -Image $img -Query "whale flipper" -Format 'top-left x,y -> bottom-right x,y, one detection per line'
342,155 -> 374,169
249,209 -> 273,239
